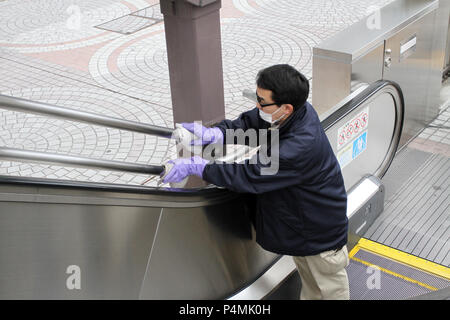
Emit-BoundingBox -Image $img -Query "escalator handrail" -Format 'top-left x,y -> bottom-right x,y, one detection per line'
321,79 -> 404,179
0,146 -> 165,175
0,93 -> 174,138
0,80 -> 404,194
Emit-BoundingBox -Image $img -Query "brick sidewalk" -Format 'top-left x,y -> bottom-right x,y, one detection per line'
0,0 -> 395,186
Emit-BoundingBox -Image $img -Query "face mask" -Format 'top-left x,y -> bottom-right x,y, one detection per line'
259,106 -> 285,125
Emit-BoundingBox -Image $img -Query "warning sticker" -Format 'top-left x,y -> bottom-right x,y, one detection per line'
337,143 -> 353,169
337,108 -> 369,150
338,131 -> 368,170
352,131 -> 367,159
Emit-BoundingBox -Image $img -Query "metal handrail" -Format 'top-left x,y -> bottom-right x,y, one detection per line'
0,147 -> 165,175
320,80 -> 404,179
0,94 -> 174,138
0,94 -> 174,176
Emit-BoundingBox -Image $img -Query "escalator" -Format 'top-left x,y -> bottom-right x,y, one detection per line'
1,80 -> 447,299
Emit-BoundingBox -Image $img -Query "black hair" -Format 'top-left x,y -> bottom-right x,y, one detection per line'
256,64 -> 309,110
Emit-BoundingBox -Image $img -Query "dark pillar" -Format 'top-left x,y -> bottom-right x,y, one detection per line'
160,0 -> 225,127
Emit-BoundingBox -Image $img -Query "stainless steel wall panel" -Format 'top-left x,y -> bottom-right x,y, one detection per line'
313,0 -> 445,148
437,0 -> 450,71
312,54 -> 352,115
313,0 -> 439,112
139,203 -> 276,299
0,181 -> 272,299
0,201 -> 161,299
383,10 -> 438,145
446,17 -> 450,69
351,43 -> 385,90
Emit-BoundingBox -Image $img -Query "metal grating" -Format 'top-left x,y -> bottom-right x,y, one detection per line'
95,8 -> 162,35
130,4 -> 164,21
364,151 -> 449,266
354,249 -> 450,290
347,252 -> 433,300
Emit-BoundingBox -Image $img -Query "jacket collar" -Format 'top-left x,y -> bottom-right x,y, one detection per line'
270,102 -> 308,134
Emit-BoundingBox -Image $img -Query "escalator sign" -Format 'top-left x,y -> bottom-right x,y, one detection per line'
337,131 -> 368,170
352,131 -> 367,159
337,108 -> 369,150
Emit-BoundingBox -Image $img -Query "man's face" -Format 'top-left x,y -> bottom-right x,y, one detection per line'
256,87 -> 289,123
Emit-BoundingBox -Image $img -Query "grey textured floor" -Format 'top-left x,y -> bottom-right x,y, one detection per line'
364,143 -> 449,267
348,248 -> 449,300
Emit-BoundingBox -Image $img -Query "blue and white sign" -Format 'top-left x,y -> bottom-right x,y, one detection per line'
352,132 -> 367,159
337,131 -> 368,170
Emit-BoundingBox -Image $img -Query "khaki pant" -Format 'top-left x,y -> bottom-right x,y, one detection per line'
293,245 -> 350,300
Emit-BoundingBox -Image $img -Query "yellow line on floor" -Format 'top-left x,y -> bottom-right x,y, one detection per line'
349,256 -> 438,291
349,243 -> 361,259
356,238 -> 450,280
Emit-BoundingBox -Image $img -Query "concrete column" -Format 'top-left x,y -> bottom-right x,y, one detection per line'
160,0 -> 225,127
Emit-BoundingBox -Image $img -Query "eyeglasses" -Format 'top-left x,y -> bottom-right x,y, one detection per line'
256,91 -> 279,108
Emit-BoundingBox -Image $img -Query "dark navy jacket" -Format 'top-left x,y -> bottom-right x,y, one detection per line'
202,102 -> 348,256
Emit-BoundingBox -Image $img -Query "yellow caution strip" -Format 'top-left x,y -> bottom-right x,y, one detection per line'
356,238 -> 450,281
350,255 -> 438,291
349,243 -> 361,259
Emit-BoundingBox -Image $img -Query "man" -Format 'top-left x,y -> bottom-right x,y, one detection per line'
162,64 -> 350,300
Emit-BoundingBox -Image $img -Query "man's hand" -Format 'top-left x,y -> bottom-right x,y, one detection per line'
181,122 -> 223,145
161,156 -> 209,184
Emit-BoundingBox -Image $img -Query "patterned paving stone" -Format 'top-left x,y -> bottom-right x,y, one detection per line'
0,86 -> 178,185
88,24 -> 170,103
96,13 -> 162,35
87,16 -> 319,120
220,18 -> 319,117
0,0 -> 150,52
0,47 -> 99,90
131,4 -> 164,21
0,0 -> 415,187
408,102 -> 450,157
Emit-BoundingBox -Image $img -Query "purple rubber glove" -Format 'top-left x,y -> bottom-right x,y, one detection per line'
161,156 -> 209,183
181,122 -> 223,145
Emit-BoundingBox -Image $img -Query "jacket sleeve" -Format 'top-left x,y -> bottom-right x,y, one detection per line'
214,108 -> 265,144
202,153 -> 304,194
202,127 -> 320,194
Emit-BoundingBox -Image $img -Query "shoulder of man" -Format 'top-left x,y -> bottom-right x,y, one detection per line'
277,105 -> 324,165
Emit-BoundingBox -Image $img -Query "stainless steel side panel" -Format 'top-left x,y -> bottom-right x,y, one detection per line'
0,199 -> 161,299
313,0 -> 439,114
139,204 -> 275,299
351,43 -> 384,89
383,9 -> 441,146
438,0 -> 450,71
313,0 -> 445,149
0,183 -> 275,299
446,19 -> 450,69
312,54 -> 352,115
